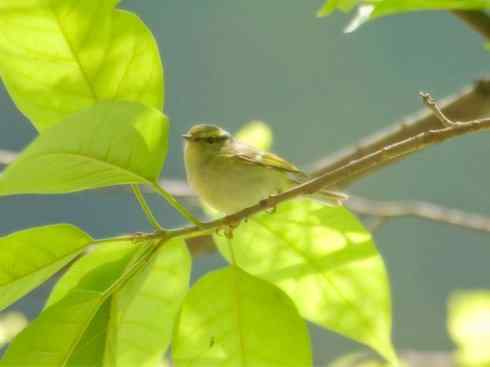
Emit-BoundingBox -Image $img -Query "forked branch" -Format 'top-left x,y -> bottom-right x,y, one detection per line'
144,92 -> 490,242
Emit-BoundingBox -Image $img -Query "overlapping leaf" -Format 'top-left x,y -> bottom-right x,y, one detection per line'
0,224 -> 92,311
215,199 -> 397,364
0,101 -> 169,196
42,239 -> 191,367
448,290 -> 490,366
0,0 -> 163,130
106,239 -> 191,367
173,266 -> 312,367
2,242 -> 139,366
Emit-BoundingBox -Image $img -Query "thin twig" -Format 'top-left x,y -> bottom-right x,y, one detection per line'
347,196 -> 490,234
138,92 -> 490,244
131,185 -> 163,231
309,79 -> 490,187
151,182 -> 202,226
2,92 -> 489,244
152,179 -> 490,235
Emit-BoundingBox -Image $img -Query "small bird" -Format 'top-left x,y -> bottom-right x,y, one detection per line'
183,124 -> 347,214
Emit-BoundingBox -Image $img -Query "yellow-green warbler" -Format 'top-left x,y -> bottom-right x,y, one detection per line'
183,124 -> 347,214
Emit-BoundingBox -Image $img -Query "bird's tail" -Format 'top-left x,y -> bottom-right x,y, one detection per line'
290,173 -> 348,206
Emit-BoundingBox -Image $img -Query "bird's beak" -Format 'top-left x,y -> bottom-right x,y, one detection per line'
182,134 -> 192,140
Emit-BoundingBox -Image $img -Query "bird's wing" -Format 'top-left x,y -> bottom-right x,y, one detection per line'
220,140 -> 301,174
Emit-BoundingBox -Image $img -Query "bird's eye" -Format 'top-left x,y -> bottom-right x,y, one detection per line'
206,138 -> 214,144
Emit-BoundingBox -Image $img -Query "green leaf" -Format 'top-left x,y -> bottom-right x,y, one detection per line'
45,241 -> 139,308
317,0 -> 360,16
0,101 -> 169,196
44,239 -> 191,367
173,266 -> 312,367
66,299 -> 112,367
215,199 -> 397,364
235,120 -> 273,151
2,242 -> 139,366
105,239 -> 191,367
0,224 -> 92,311
0,0 -> 163,130
448,290 -> 490,366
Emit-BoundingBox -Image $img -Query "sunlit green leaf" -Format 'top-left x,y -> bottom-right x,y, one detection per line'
0,101 -> 168,196
173,266 -> 312,367
45,239 -> 191,367
448,290 -> 490,367
0,224 -> 92,311
0,0 -> 163,130
106,239 -> 191,367
317,0 -> 360,16
67,300 -> 112,367
45,241 -> 139,307
215,199 -> 397,364
235,120 -> 273,151
2,242 -> 139,366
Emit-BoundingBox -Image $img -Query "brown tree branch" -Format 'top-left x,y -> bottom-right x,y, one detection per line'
452,10 -> 490,41
141,92 -> 490,244
2,89 -> 490,245
348,196 -> 490,234
309,79 -> 490,187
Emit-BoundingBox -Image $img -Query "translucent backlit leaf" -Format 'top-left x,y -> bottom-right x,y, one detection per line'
448,290 -> 490,366
0,224 -> 92,311
235,120 -> 273,151
215,199 -> 397,364
0,0 -> 163,130
2,242 -> 138,366
173,266 -> 312,367
0,101 -> 168,196
106,239 -> 191,367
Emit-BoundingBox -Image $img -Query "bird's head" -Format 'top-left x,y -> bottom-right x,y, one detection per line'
182,124 -> 232,145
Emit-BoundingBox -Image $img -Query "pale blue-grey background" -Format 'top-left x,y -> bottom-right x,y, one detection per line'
0,1 -> 489,364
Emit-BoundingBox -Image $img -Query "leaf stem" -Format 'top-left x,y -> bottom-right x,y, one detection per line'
131,185 -> 163,231
152,182 -> 203,226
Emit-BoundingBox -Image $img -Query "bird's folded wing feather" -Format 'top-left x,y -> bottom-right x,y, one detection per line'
220,141 -> 301,174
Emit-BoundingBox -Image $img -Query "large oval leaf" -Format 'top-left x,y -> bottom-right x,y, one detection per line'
44,239 -> 191,367
215,199 -> 397,364
0,101 -> 168,196
2,241 -> 139,366
0,0 -> 163,130
0,224 -> 92,311
106,239 -> 191,367
173,266 -> 312,367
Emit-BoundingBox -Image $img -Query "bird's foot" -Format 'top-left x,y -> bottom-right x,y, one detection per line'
216,220 -> 241,239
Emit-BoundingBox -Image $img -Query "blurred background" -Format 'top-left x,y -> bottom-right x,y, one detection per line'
0,1 -> 488,365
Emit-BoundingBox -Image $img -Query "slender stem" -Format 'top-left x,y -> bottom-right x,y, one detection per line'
131,185 -> 163,231
309,79 -> 490,187
151,182 -> 203,226
347,196 -> 490,234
